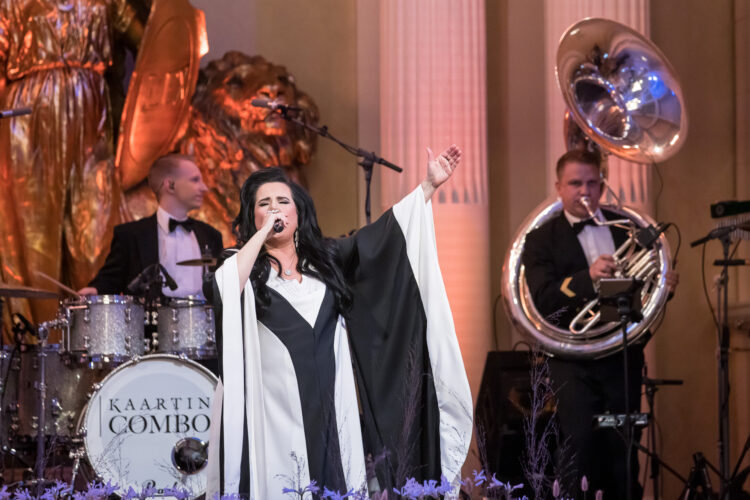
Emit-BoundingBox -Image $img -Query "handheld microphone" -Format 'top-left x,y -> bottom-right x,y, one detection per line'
273,220 -> 284,233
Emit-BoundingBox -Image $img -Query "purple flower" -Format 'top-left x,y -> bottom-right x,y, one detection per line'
102,481 -> 119,497
435,475 -> 453,495
120,486 -> 139,500
283,479 -> 320,497
0,485 -> 9,500
162,487 -> 191,500
140,486 -> 158,499
393,477 -> 424,499
12,489 -> 32,500
486,474 -> 524,495
321,487 -> 354,500
472,469 -> 487,486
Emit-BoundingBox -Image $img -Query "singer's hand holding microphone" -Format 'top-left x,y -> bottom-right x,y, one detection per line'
263,209 -> 288,239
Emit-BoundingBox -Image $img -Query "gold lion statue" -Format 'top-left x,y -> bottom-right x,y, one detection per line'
125,51 -> 319,245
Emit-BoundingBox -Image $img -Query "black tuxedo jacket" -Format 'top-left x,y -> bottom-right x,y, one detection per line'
88,214 -> 223,295
522,209 -> 628,328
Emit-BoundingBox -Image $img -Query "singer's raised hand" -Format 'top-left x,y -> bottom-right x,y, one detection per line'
422,144 -> 462,201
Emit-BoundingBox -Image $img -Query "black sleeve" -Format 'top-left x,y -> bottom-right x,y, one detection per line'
88,225 -> 130,294
522,226 -> 595,324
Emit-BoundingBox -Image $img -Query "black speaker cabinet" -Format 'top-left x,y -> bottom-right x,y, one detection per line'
474,350 -> 555,484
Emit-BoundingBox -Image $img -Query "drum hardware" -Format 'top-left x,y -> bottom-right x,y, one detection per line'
68,443 -> 85,489
176,257 -> 218,267
171,437 -> 208,474
34,321 -> 51,484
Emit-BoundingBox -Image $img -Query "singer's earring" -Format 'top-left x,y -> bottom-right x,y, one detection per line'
294,229 -> 299,250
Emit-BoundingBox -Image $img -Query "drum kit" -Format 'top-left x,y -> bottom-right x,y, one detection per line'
0,259 -> 219,498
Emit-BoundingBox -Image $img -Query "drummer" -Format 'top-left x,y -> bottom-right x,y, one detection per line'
78,154 -> 223,298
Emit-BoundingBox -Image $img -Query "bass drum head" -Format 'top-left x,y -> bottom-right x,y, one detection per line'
79,354 -> 217,497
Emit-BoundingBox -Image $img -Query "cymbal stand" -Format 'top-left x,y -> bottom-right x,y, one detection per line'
33,317 -> 65,493
34,322 -> 49,492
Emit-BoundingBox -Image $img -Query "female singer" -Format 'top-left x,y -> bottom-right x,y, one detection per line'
206,145 -> 472,499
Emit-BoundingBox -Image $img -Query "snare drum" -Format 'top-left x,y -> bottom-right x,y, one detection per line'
157,297 -> 216,359
78,354 -> 218,496
63,295 -> 146,365
2,345 -> 108,441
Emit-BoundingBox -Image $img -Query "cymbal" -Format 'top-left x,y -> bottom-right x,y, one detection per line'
176,257 -> 217,267
0,283 -> 58,299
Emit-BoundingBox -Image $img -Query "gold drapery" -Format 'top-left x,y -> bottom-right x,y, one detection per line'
0,0 -> 138,337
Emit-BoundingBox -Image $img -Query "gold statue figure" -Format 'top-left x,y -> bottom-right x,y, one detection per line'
0,0 -> 143,333
124,51 -> 320,245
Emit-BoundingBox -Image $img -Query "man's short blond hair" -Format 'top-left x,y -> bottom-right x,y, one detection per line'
147,154 -> 195,198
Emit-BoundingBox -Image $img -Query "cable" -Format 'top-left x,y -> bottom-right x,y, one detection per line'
666,222 -> 681,268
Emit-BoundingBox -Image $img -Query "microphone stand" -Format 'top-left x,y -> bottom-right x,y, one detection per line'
599,277 -> 644,500
643,375 -> 684,499
690,227 -> 749,497
271,104 -> 402,224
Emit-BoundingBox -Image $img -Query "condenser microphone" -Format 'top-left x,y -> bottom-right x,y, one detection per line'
250,98 -> 302,112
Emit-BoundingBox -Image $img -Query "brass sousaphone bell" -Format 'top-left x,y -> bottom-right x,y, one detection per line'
502,18 -> 687,359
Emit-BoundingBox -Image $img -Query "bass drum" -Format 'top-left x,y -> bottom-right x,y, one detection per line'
77,355 -> 218,497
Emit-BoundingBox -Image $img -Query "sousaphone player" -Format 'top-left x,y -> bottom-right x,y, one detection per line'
504,18 -> 687,499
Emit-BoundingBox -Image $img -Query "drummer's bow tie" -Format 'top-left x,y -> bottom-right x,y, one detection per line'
572,218 -> 597,234
169,218 -> 194,233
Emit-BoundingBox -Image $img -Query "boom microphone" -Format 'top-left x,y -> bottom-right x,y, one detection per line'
159,264 -> 179,291
0,107 -> 32,119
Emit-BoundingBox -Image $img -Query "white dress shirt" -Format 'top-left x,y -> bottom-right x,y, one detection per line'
563,208 -> 617,267
156,206 -> 203,297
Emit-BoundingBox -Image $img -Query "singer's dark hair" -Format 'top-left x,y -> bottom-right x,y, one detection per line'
233,167 -> 352,312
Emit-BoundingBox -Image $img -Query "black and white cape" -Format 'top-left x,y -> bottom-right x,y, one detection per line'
206,186 -> 473,499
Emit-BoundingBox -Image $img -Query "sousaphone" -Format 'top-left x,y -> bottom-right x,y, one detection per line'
502,18 -> 687,359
